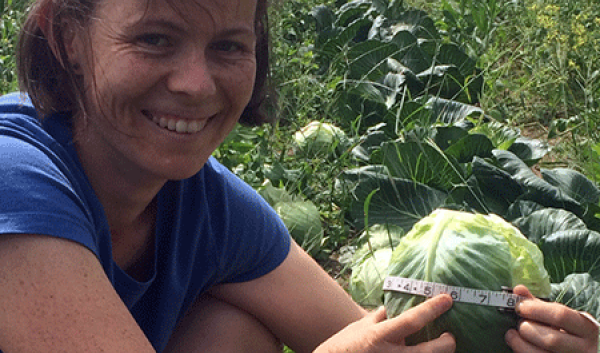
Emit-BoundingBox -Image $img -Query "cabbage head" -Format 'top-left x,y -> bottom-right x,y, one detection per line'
293,121 -> 350,158
349,224 -> 404,307
350,248 -> 393,307
384,209 -> 551,353
274,200 -> 323,256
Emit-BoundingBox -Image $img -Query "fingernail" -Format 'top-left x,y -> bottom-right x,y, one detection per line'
505,329 -> 516,342
515,299 -> 530,314
441,332 -> 454,339
437,295 -> 453,310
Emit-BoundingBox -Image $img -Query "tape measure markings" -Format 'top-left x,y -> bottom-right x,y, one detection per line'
383,276 -> 524,309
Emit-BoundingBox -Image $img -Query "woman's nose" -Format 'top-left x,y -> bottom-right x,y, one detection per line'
167,51 -> 217,99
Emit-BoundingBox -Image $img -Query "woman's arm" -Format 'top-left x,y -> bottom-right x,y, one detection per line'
172,241 -> 455,353
0,234 -> 156,352
209,241 -> 366,353
506,285 -> 599,353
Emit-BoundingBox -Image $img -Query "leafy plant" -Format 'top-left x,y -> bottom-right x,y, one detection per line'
0,0 -> 27,94
292,120 -> 352,159
311,0 -> 484,137
384,209 -> 551,353
348,223 -> 403,307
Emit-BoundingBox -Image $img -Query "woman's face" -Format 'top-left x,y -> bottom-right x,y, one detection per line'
68,0 -> 257,181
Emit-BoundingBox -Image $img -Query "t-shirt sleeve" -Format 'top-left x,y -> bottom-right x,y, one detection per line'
207,159 -> 291,284
0,135 -> 98,253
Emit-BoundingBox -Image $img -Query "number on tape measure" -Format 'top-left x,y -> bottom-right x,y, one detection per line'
383,276 -> 525,309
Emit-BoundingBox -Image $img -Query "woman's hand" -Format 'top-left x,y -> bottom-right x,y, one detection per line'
506,285 -> 599,353
314,294 -> 456,353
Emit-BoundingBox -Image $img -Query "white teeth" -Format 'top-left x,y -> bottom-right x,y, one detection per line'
175,120 -> 187,133
159,117 -> 168,128
188,121 -> 199,133
147,112 -> 206,134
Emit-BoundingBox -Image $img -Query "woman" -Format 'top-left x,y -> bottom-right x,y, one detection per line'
0,0 -> 596,352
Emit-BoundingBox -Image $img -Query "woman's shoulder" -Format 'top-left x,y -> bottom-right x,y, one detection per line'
0,92 -> 51,143
196,157 -> 268,206
0,92 -> 37,119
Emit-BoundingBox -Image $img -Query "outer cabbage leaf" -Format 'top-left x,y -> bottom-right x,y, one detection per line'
512,208 -> 588,244
350,248 -> 393,307
340,167 -> 448,231
538,229 -> 600,283
384,209 -> 551,353
541,168 -> 600,205
257,180 -> 295,207
350,224 -> 404,307
550,273 -> 600,321
551,273 -> 600,353
353,223 -> 404,261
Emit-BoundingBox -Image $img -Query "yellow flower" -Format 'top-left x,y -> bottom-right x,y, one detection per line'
568,59 -> 577,69
544,4 -> 560,15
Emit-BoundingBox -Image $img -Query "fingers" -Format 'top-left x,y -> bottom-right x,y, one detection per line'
512,285 -> 534,299
377,294 -> 453,343
342,306 -> 389,335
505,329 -> 548,353
516,296 -> 598,339
356,307 -> 388,327
407,332 -> 456,353
511,285 -> 599,353
370,306 -> 389,324
518,320 -> 596,352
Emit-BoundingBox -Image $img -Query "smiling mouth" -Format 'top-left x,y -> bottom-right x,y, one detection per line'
143,110 -> 208,134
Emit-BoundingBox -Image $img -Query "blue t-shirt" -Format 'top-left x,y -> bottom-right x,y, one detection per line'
0,92 -> 291,352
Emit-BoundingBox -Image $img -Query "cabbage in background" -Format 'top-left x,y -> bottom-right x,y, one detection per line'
258,181 -> 323,256
293,121 -> 351,158
349,224 -> 404,307
384,209 -> 551,353
274,200 -> 323,256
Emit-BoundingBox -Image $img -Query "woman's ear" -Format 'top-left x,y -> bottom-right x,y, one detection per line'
36,1 -> 63,66
36,0 -> 53,42
36,1 -> 83,73
61,22 -> 85,75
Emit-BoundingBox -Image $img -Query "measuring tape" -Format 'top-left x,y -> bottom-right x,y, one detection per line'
383,276 -> 600,327
383,276 -> 524,309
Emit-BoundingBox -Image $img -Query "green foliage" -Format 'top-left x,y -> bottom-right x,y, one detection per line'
349,223 -> 403,307
311,0 -> 484,137
0,0 -> 27,94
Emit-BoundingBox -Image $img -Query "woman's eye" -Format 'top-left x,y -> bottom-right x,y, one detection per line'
211,41 -> 243,53
137,34 -> 170,47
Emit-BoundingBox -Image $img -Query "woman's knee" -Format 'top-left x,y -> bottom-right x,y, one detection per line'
165,294 -> 283,353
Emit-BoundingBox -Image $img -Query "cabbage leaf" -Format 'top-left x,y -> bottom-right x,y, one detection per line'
384,209 -> 551,352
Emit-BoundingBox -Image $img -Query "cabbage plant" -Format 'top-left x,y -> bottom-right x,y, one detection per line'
384,209 -> 551,353
293,121 -> 350,158
349,224 -> 404,307
274,200 -> 324,256
257,181 -> 324,256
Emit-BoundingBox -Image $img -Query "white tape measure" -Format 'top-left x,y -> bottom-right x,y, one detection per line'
383,276 -> 524,309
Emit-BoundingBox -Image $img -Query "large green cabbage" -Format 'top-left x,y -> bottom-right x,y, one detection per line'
384,209 -> 551,353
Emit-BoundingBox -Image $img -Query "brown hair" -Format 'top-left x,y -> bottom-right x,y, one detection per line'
17,0 -> 273,126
